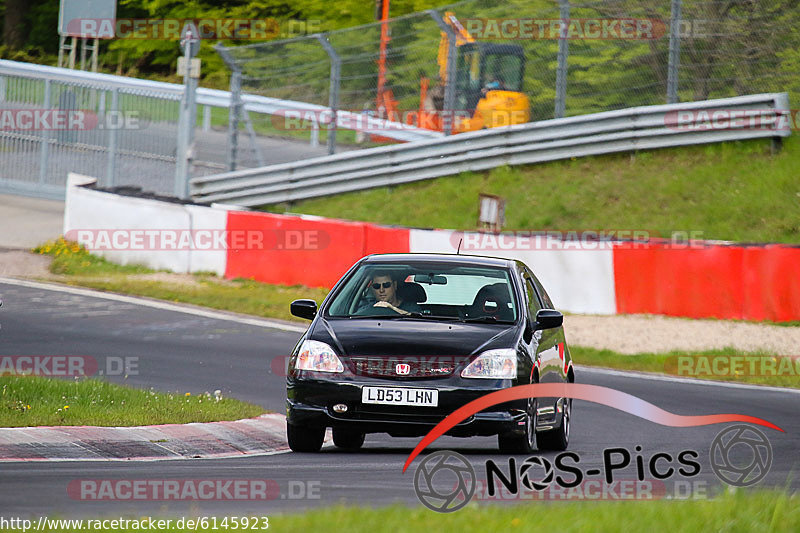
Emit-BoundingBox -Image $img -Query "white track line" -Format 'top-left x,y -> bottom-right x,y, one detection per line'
577,365 -> 800,394
0,277 -> 307,333
0,448 -> 293,463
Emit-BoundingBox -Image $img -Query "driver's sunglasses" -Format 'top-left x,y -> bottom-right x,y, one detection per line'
371,282 -> 392,290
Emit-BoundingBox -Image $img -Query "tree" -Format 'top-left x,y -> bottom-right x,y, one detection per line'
3,0 -> 29,49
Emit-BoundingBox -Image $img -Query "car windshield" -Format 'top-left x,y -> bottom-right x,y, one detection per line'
326,261 -> 518,323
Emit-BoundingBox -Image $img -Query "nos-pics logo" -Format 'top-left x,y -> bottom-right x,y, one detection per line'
413,425 -> 773,512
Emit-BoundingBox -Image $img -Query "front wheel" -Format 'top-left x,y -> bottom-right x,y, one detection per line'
287,423 -> 325,452
536,398 -> 571,451
498,396 -> 537,454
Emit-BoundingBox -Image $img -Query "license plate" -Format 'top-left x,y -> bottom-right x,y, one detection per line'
361,386 -> 438,407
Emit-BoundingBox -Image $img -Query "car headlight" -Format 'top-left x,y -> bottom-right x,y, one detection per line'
295,340 -> 344,373
461,348 -> 517,379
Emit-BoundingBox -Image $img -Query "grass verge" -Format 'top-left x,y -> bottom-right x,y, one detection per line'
3,489 -> 797,532
32,239 -> 800,390
33,238 -> 330,323
268,489 -> 798,532
0,375 -> 264,427
274,137 -> 800,244
572,346 -> 800,389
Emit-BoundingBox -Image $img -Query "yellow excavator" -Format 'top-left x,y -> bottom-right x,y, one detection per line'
376,10 -> 530,134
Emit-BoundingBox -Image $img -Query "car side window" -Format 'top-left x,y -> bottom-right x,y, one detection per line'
529,271 -> 555,309
524,277 -> 542,317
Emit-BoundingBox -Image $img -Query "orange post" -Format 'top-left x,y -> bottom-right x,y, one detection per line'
376,0 -> 391,111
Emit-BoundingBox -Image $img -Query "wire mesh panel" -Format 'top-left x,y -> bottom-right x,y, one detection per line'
231,35 -> 331,105
217,0 -> 795,151
1,0 -> 795,200
328,11 -> 442,120
678,0 -> 800,105
221,35 -> 334,164
448,0 -> 562,121
0,76 -> 49,193
0,67 -> 228,198
565,0 -> 671,116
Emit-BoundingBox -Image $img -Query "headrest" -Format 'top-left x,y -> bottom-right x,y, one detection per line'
398,281 -> 427,303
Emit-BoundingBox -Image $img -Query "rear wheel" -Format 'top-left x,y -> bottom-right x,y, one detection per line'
287,423 -> 325,452
498,396 -> 537,454
536,398 -> 571,451
332,428 -> 365,450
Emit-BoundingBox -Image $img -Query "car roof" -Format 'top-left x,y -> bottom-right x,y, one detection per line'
362,253 -> 516,268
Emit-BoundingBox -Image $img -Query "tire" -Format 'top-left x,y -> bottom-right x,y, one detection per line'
332,428 -> 365,450
287,423 -> 325,452
498,396 -> 537,454
536,398 -> 571,451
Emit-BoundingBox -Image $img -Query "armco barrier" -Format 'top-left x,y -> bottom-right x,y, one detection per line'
64,177 -> 800,321
190,93 -> 791,206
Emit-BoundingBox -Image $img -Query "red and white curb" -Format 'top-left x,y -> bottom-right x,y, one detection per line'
0,413 -> 292,462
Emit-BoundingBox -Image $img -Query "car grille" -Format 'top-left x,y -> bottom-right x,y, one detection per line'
348,356 -> 461,378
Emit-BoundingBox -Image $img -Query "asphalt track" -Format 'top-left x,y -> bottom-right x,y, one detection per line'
0,279 -> 797,518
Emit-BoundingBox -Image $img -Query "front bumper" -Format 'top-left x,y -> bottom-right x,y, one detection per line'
287,377 -> 526,438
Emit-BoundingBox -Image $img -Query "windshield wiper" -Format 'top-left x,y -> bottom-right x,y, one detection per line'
345,313 -> 459,321
462,316 -> 515,324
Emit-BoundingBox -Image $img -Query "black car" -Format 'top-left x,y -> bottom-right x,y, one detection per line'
286,253 -> 574,453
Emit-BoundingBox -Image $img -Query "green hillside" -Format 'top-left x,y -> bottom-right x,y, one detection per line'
270,137 -> 800,244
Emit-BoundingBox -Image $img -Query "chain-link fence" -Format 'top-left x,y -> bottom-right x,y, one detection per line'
218,0 -> 798,167
3,0 -> 794,200
0,64 -> 231,199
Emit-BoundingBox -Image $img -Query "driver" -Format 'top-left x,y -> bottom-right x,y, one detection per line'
481,78 -> 504,96
361,272 -> 421,315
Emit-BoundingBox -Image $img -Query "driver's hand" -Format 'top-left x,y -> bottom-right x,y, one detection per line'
373,301 -> 407,314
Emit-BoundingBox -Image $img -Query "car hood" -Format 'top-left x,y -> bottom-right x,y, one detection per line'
314,318 -> 518,357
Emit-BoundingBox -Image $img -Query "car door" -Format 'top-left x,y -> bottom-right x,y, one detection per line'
528,268 -> 571,382
521,271 -> 561,385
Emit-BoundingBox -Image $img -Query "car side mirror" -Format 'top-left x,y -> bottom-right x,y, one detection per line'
291,299 -> 317,320
534,309 -> 563,330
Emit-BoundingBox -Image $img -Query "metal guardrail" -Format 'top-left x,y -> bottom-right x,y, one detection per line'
0,60 -> 441,143
190,93 -> 790,206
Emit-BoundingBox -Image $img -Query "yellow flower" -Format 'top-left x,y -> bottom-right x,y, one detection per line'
64,405 -> 69,409
185,392 -> 191,396
511,518 -> 521,527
